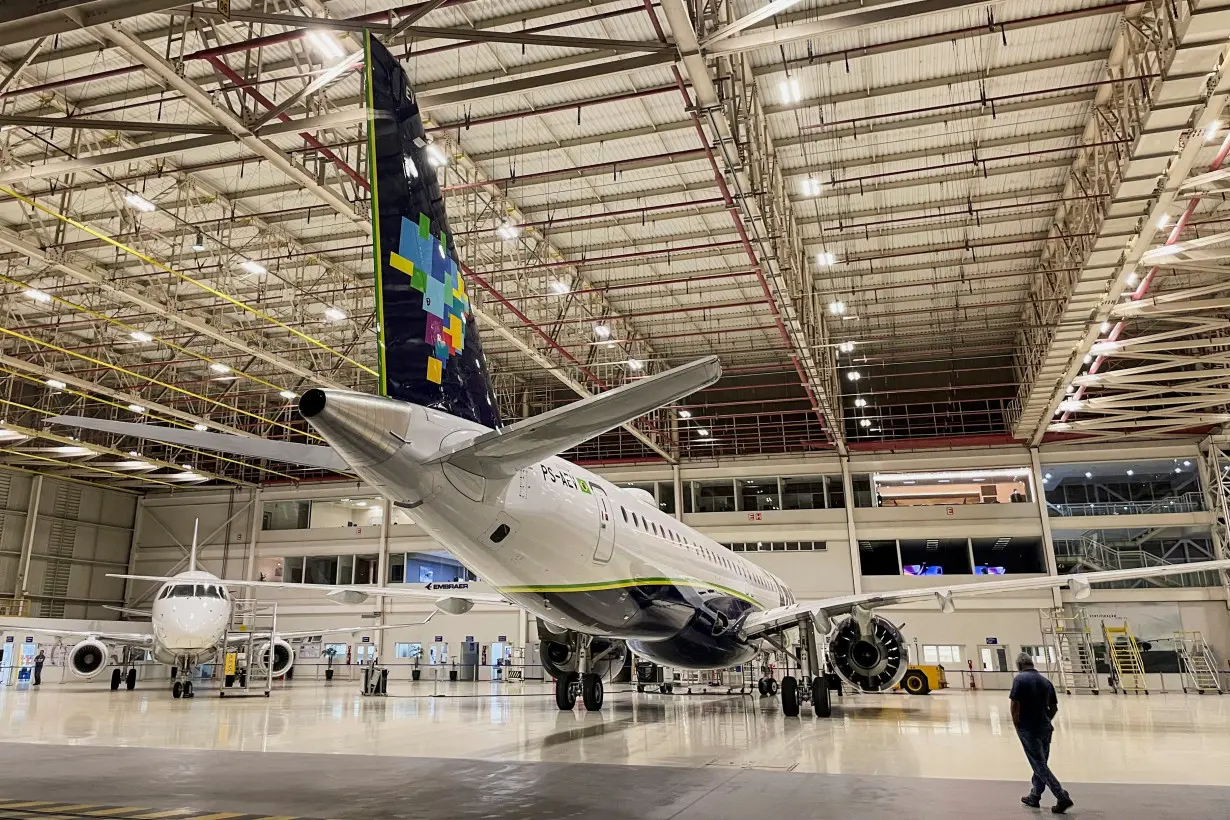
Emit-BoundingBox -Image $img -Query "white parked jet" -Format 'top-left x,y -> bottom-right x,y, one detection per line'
5,523 -> 404,698
50,33 -> 1230,717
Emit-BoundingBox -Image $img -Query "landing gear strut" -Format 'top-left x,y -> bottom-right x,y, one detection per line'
551,633 -> 616,712
759,612 -> 835,719
172,662 -> 195,698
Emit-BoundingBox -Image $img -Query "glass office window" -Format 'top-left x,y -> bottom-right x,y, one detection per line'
394,642 -> 422,659
304,556 -> 339,585
285,556 -> 304,583
826,475 -> 846,508
338,554 -> 354,585
388,553 -> 405,584
692,480 -> 737,513
851,474 -> 875,507
922,645 -> 962,664
262,500 -> 310,530
657,481 -> 676,514
859,540 -> 899,575
354,554 -> 378,585
899,538 -> 972,576
738,478 -> 780,512
971,536 -> 1045,574
781,477 -> 826,510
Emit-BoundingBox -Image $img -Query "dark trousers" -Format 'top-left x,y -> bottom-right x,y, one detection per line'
33,664 -> 43,685
1018,728 -> 1067,800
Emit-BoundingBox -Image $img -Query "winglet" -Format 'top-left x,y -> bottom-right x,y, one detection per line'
430,356 -> 721,478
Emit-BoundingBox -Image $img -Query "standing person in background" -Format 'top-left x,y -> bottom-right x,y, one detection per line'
33,649 -> 45,686
1010,652 -> 1073,814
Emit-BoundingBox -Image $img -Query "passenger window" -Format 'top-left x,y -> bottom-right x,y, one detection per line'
621,507 -> 628,523
631,512 -> 639,526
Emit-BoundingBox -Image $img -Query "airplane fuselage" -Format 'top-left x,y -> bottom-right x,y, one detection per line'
148,570 -> 232,665
320,400 -> 793,670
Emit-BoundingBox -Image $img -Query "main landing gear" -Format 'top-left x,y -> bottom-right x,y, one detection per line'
552,633 -> 619,712
757,612 -> 835,718
109,668 -> 137,691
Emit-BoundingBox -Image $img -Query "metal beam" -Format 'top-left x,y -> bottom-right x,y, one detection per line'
0,0 -> 191,47
0,38 -> 46,95
0,113 -> 228,135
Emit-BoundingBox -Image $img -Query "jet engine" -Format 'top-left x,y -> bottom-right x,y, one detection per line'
68,638 -> 110,679
253,638 -> 294,677
538,629 -> 626,680
827,614 -> 908,692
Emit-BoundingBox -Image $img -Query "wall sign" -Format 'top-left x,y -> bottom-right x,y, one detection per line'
497,635 -> 507,642
362,637 -> 370,643
4,636 -> 12,643
985,638 -> 998,645
747,512 -> 762,521
465,635 -> 474,642
434,636 -> 443,642
24,637 -> 33,643
946,506 -> 954,516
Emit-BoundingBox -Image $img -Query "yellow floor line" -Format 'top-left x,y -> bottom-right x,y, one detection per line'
0,804 -> 54,810
48,807 -> 102,813
80,809 -> 148,817
181,814 -> 245,820
129,811 -> 199,820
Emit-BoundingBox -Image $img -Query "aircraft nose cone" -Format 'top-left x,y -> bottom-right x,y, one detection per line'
298,389 -> 412,467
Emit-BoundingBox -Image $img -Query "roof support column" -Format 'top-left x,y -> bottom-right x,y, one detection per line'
1030,448 -> 1063,609
1196,443 -> 1230,608
840,457 -> 862,595
14,474 -> 42,612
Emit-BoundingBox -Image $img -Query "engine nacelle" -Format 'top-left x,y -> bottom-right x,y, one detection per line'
827,614 -> 909,692
254,638 -> 294,677
68,638 -> 110,679
538,631 -> 626,680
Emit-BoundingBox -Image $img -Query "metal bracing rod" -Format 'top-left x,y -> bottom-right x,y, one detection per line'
0,38 -> 46,95
0,113 -> 228,135
704,0 -> 992,55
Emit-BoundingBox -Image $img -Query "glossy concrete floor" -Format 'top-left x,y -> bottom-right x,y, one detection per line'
1,679 -> 1228,818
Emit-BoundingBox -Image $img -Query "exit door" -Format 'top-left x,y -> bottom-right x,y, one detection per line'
355,644 -> 376,664
592,485 -> 615,564
980,645 -> 1008,673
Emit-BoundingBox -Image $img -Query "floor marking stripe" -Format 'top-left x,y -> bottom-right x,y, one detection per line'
130,810 -> 199,819
49,807 -> 103,813
81,808 -> 148,816
0,804 -> 55,810
184,813 -> 246,820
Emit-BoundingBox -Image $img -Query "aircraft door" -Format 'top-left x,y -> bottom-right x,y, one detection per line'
592,485 -> 615,564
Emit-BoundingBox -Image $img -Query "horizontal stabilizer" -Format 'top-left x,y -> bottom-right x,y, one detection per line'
433,356 -> 721,478
46,415 -> 350,472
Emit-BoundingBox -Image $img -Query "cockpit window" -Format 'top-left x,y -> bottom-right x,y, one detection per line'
158,586 -> 172,600
171,584 -> 196,598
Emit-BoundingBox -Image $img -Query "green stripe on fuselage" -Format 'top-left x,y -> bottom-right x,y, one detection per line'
497,578 -> 766,609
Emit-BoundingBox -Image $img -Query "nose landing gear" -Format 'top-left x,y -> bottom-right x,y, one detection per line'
171,662 -> 195,698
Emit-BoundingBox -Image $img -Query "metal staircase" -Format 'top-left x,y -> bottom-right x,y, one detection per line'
1052,536 -> 1182,588
1039,609 -> 1099,695
1175,632 -> 1222,694
1102,621 -> 1148,694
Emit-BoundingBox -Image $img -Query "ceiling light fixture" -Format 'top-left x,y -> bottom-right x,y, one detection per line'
208,362 -> 231,374
838,341 -> 855,353
1085,472 -> 1092,478
859,418 -> 872,428
548,280 -> 570,295
828,299 -> 845,315
26,288 -> 51,303
191,232 -> 206,251
593,324 -> 611,340
280,390 -> 297,400
817,251 -> 836,266
193,423 -> 208,431
854,398 -> 867,408
130,330 -> 153,343
626,358 -> 643,371
678,409 -> 692,419
846,370 -> 861,381
1157,214 -> 1170,230
45,378 -> 67,390
426,143 -> 450,168
306,30 -> 345,62
1127,469 -> 1134,476
128,403 -> 146,414
324,307 -> 347,322
801,178 -> 821,197
1206,120 -> 1221,142
496,221 -> 521,241
239,259 -> 267,276
697,428 -> 710,437
779,77 -> 801,104
1100,320 -> 1111,333
123,193 -> 156,212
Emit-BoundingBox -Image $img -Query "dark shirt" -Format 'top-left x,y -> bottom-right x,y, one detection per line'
1010,669 -> 1058,734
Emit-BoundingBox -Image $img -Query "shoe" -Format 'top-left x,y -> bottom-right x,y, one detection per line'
1051,797 -> 1074,814
1021,796 -> 1041,808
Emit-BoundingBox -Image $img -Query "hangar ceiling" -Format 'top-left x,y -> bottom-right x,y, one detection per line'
1,0 -> 1230,489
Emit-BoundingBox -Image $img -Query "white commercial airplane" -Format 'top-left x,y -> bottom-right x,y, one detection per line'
5,523 -> 406,698
48,33 -> 1230,716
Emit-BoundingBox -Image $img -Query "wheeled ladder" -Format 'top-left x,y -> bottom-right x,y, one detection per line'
1103,621 -> 1148,694
1175,631 -> 1222,694
1039,608 -> 1099,695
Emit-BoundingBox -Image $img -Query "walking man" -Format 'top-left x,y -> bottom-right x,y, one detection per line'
33,649 -> 45,686
1010,652 -> 1073,813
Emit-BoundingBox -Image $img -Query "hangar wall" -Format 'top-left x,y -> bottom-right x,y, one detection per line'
0,470 -> 136,619
119,439 -> 1230,671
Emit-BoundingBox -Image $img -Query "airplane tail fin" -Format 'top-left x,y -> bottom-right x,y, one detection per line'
189,518 -> 199,572
430,356 -> 721,478
364,33 -> 500,428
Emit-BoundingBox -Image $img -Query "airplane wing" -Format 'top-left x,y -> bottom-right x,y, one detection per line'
740,559 -> 1230,638
226,619 -> 436,642
46,415 -> 351,472
0,624 -> 154,645
110,574 -> 509,606
430,356 -> 721,478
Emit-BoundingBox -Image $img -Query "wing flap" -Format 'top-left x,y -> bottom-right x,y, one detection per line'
47,416 -> 351,472
432,356 -> 721,478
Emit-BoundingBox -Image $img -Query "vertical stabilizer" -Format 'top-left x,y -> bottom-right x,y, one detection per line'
188,518 -> 198,572
363,32 -> 501,428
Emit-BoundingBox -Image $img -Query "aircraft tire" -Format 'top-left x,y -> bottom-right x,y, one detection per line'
172,680 -> 183,699
901,669 -> 930,696
813,677 -> 832,717
767,678 -> 779,696
184,681 -> 194,698
581,674 -> 604,711
125,669 -> 137,691
758,678 -> 768,696
554,673 -> 578,711
781,676 -> 800,717
110,669 -> 122,691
